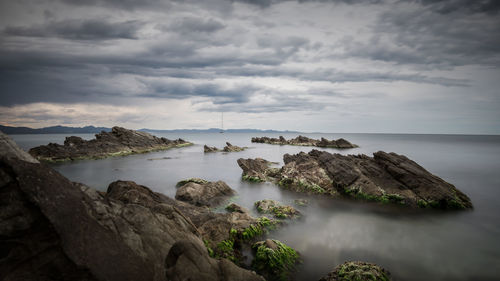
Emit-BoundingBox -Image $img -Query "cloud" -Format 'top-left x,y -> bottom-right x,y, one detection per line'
165,17 -> 226,33
4,19 -> 143,40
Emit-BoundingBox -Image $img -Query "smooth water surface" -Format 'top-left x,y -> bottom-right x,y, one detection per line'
11,133 -> 500,281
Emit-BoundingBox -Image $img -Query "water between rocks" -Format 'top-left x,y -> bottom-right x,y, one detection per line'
12,133 -> 500,281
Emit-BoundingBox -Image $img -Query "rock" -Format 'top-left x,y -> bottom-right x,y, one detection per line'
0,131 -> 265,281
319,261 -> 391,281
251,239 -> 301,281
226,202 -> 250,214
175,180 -> 236,207
0,132 -> 39,163
28,126 -> 192,162
238,150 -> 473,210
204,145 -> 219,153
223,142 -> 246,152
176,178 -> 209,187
237,158 -> 279,182
251,135 -> 357,149
254,199 -> 301,219
165,238 -> 264,281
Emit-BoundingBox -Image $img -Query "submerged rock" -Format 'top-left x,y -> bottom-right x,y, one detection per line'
238,150 -> 473,210
251,135 -> 358,149
251,239 -> 301,281
175,180 -> 236,207
226,202 -> 250,214
0,131 -> 264,281
254,199 -> 301,219
319,261 -> 391,281
28,126 -> 192,162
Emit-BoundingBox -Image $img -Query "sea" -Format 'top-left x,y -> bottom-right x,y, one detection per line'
10,132 -> 500,281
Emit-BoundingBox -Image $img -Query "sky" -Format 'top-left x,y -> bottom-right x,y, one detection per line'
0,0 -> 499,134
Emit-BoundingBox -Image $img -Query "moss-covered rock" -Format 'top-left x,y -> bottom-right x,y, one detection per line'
252,239 -> 301,281
175,178 -> 209,187
319,261 -> 391,281
254,199 -> 301,219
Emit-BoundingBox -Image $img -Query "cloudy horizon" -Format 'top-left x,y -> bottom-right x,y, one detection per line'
0,0 -> 499,134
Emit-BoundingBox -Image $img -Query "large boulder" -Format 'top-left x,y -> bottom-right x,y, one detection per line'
0,131 -> 265,281
319,261 -> 391,281
237,150 -> 472,210
28,126 -> 192,162
251,239 -> 301,281
175,180 -> 236,207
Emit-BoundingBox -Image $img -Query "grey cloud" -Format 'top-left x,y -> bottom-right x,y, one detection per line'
4,19 -> 143,40
416,0 -> 500,15
162,17 -> 226,33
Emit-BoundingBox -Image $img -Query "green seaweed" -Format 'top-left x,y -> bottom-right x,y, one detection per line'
252,239 -> 301,281
242,174 -> 265,182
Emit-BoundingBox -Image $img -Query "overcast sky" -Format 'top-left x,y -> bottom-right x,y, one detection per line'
0,0 -> 499,133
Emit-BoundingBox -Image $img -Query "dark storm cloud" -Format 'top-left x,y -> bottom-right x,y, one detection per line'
417,0 -> 500,15
333,2 -> 500,68
4,19 -> 143,40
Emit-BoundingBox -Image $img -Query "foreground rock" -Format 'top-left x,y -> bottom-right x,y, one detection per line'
175,179 -> 236,207
319,261 -> 391,281
0,132 -> 263,281
252,135 -> 358,149
204,142 -> 247,153
254,199 -> 301,219
252,239 -> 301,281
239,150 -> 473,210
29,126 -> 192,162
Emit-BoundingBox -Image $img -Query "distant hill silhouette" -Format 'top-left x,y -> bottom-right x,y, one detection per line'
0,125 -> 301,134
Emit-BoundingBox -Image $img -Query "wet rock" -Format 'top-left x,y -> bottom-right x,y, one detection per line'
238,150 -> 472,210
165,238 -> 264,281
175,180 -> 236,207
237,158 -> 280,182
223,142 -> 246,152
252,239 -> 301,281
319,261 -> 391,281
28,126 -> 192,162
204,145 -> 219,153
251,135 -> 357,149
254,199 -> 301,219
226,202 -> 250,214
176,178 -> 209,187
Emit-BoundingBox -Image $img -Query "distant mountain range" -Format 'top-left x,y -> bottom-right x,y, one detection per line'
0,125 -> 300,134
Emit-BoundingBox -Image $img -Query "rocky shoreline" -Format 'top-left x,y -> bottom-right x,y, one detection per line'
28,126 -> 192,162
204,142 -> 247,153
251,135 -> 358,149
238,149 -> 472,210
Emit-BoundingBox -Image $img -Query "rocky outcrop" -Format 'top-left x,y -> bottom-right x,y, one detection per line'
237,158 -> 280,182
251,136 -> 358,149
252,239 -> 301,281
204,142 -> 247,153
319,261 -> 391,281
204,145 -> 219,153
28,126 -> 192,162
254,199 -> 301,219
223,142 -> 246,152
226,202 -> 251,214
238,150 -> 473,210
175,179 -> 236,207
0,132 -> 263,281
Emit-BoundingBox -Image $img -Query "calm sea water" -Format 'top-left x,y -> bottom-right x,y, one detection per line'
11,133 -> 500,281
